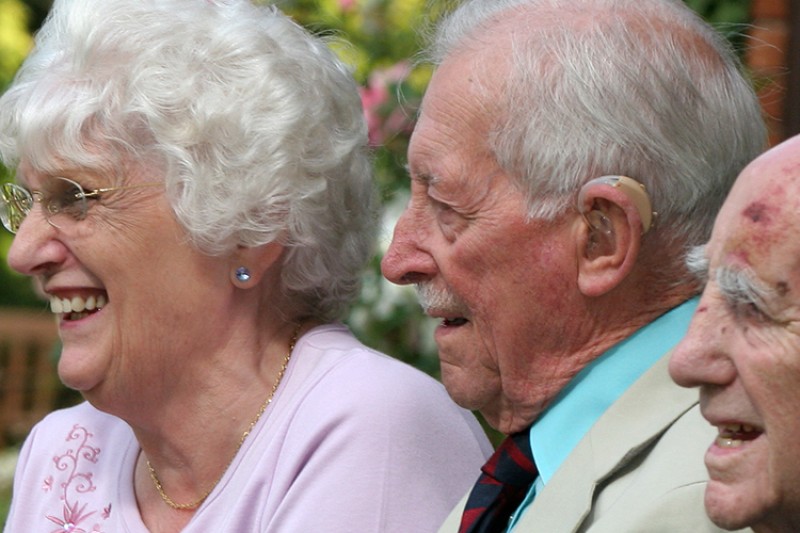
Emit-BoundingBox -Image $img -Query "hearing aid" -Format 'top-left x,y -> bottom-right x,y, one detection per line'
577,175 -> 655,234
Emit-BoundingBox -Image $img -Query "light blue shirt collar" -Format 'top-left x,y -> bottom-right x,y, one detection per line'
507,297 -> 698,531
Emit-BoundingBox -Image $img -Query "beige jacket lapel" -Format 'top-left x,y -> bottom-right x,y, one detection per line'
512,352 -> 698,532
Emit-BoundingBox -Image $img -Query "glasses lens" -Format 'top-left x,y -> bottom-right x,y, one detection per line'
47,177 -> 88,223
1,183 -> 33,233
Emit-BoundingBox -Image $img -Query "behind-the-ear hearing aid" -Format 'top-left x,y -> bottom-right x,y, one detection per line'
577,175 -> 655,234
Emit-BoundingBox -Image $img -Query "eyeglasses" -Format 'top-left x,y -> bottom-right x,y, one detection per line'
0,176 -> 161,234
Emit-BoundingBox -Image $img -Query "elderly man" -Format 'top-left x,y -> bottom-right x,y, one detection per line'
381,0 -> 766,531
669,134 -> 800,533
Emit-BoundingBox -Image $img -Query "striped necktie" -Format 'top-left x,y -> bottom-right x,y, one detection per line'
459,428 -> 537,533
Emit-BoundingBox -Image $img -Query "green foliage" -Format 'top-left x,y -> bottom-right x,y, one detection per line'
0,482 -> 10,526
0,235 -> 43,308
685,0 -> 750,23
0,448 -> 14,526
684,0 -> 751,50
0,0 -> 32,88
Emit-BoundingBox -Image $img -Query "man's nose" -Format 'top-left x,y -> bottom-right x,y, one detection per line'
381,207 -> 437,285
669,299 -> 736,389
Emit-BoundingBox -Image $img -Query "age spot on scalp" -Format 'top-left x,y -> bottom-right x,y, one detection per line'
742,202 -> 770,224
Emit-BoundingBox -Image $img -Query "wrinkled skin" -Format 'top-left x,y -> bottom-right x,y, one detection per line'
381,45 -> 608,434
670,135 -> 800,533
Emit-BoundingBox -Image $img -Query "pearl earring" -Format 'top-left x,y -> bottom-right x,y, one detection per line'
235,266 -> 251,282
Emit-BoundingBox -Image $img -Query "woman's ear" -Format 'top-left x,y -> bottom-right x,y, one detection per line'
229,242 -> 285,289
575,176 -> 654,297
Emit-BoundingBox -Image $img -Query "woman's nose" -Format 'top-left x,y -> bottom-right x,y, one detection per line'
7,206 -> 67,277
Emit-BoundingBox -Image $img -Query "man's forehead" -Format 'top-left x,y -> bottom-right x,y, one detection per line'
724,137 -> 800,226
710,144 -> 800,281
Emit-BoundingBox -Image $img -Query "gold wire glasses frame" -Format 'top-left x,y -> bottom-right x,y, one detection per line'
0,176 -> 161,234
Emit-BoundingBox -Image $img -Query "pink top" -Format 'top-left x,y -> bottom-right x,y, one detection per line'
4,324 -> 492,532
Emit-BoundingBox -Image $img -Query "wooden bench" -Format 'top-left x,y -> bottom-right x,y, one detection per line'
0,308 -> 60,446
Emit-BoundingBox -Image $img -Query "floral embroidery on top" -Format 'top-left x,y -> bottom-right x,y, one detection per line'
43,424 -> 109,533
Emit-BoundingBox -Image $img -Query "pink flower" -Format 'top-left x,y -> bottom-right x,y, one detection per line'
359,62 -> 413,146
360,85 -> 390,145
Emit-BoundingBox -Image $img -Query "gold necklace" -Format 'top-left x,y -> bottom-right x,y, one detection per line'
146,329 -> 299,511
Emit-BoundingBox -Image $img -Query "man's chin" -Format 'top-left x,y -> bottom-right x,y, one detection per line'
478,395 -> 544,435
440,367 -> 493,410
704,481 -> 767,532
440,378 -> 482,412
484,413 -> 535,435
438,362 -> 535,432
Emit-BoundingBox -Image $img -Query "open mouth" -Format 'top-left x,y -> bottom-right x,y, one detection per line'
715,423 -> 762,448
49,293 -> 107,321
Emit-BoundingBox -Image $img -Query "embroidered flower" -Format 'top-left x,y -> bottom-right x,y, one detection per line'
43,425 -> 105,532
46,501 -> 94,532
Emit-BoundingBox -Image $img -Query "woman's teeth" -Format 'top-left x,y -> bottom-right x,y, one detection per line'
50,294 -> 106,314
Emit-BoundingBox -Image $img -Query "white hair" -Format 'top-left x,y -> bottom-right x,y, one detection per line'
425,0 -> 766,250
716,265 -> 774,312
0,0 -> 378,321
685,244 -> 710,285
687,245 -> 776,312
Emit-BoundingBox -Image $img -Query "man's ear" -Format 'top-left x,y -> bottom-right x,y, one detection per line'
229,242 -> 285,288
575,176 -> 654,297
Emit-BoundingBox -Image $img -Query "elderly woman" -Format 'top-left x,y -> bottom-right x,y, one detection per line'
0,0 -> 492,531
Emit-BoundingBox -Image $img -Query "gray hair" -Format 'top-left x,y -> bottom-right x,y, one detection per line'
716,265 -> 774,314
687,244 -> 776,313
0,0 -> 378,321
685,244 -> 709,285
425,0 -> 766,250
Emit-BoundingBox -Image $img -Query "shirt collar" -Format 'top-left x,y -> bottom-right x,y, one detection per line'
529,297 -> 699,483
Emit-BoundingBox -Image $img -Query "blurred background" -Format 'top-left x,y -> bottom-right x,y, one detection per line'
0,0 -> 796,526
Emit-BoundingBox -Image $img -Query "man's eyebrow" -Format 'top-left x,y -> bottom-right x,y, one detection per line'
405,165 -> 439,186
687,244 -> 778,311
716,265 -> 773,308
